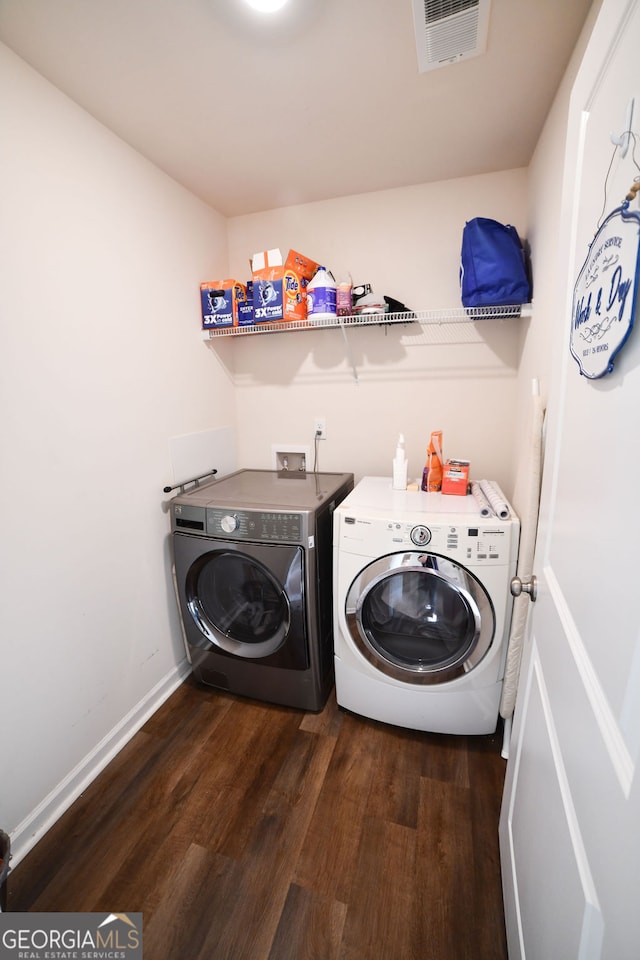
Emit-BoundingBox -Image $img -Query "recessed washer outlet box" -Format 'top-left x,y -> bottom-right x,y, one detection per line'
271,444 -> 311,472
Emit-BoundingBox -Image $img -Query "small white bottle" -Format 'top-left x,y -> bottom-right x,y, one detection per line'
392,433 -> 408,490
307,266 -> 337,323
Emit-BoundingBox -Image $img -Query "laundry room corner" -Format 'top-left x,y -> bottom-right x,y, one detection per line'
0,43 -> 238,867
226,169 -> 528,494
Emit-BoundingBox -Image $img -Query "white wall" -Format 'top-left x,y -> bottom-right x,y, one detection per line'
0,44 -> 234,864
225,171 -> 528,492
523,0 -> 604,390
509,0 -> 602,523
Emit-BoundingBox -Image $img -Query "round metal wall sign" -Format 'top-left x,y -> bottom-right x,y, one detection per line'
571,202 -> 640,379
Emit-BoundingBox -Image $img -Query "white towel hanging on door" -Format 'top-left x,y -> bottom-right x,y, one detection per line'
500,380 -> 545,721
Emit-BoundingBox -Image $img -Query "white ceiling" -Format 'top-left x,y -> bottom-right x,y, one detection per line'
0,0 -> 594,217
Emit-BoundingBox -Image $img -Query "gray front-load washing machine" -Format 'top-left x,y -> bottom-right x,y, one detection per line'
171,469 -> 353,711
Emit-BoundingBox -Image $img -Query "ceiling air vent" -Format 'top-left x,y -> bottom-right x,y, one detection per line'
412,0 -> 491,73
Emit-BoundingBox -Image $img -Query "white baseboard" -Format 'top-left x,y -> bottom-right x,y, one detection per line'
9,660 -> 191,870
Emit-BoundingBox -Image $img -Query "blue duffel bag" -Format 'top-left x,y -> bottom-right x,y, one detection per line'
460,217 -> 531,308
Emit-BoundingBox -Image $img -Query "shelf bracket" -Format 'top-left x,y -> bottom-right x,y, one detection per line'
339,320 -> 360,385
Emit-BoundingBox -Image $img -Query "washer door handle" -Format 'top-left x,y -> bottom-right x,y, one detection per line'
511,575 -> 537,602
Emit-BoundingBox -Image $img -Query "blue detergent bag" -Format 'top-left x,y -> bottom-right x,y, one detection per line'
460,217 -> 530,308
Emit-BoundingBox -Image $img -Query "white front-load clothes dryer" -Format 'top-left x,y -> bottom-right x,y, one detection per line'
333,477 -> 519,734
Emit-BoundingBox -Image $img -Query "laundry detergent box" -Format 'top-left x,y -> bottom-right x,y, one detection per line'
251,249 -> 320,323
236,280 -> 254,326
200,279 -> 246,329
441,459 -> 470,496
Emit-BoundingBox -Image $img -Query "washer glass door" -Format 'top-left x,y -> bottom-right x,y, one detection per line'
180,539 -> 307,664
345,552 -> 494,684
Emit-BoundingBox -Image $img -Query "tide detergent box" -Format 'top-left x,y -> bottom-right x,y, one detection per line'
200,280 -> 246,329
251,249 -> 320,322
442,459 -> 470,496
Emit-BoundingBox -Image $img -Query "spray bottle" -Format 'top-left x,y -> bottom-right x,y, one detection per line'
392,434 -> 408,490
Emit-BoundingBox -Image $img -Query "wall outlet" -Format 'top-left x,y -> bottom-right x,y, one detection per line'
314,417 -> 326,439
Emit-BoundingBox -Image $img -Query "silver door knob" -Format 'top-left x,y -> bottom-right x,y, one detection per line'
511,575 -> 537,602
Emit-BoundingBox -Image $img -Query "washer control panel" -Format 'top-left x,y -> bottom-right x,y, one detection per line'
173,503 -> 306,543
207,508 -> 303,543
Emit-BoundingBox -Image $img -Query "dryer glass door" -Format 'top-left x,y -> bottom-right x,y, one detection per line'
346,552 -> 495,684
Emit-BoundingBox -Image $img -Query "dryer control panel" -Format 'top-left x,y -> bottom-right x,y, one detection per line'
339,512 -> 518,566
423,523 -> 511,564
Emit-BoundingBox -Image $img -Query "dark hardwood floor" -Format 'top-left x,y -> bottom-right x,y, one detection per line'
8,677 -> 508,959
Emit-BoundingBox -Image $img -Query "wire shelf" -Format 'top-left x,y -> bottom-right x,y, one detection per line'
200,304 -> 531,339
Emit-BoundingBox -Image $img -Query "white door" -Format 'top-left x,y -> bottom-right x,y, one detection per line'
499,3 -> 640,958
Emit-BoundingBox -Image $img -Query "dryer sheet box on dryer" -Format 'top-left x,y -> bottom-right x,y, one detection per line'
441,459 -> 470,496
